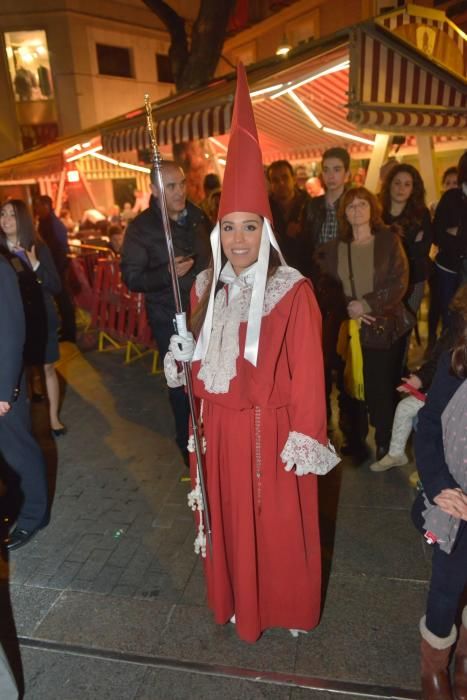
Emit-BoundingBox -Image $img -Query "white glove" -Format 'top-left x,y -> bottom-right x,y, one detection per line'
169,332 -> 195,363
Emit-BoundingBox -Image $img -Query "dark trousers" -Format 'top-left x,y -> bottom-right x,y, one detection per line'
151,319 -> 190,455
0,376 -> 48,531
427,267 -> 441,344
335,359 -> 368,448
362,337 -> 405,450
56,271 -> 76,342
435,264 -> 459,332
426,524 -> 467,637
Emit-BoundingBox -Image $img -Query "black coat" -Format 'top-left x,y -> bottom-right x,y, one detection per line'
268,188 -> 311,276
0,243 -> 61,366
0,255 -> 25,403
434,187 -> 467,273
383,207 -> 433,284
415,351 -> 464,503
121,198 -> 211,327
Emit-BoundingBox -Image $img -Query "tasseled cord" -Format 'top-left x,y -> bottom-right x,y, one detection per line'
187,401 -> 207,558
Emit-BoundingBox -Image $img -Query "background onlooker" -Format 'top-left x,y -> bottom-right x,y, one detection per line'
294,164 -> 309,190
427,165 -> 458,350
380,163 -> 432,316
370,283 -> 467,473
200,173 -> 221,221
306,147 -> 351,422
317,187 -> 412,462
0,200 -> 65,437
267,159 -> 310,274
305,176 -> 324,198
107,224 -> 124,258
36,195 -> 76,343
414,338 -> 467,699
431,151 -> 467,335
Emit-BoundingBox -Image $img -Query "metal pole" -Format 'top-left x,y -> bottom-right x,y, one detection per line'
144,95 -> 212,555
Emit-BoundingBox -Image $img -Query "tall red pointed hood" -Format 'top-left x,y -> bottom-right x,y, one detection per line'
218,63 -> 272,222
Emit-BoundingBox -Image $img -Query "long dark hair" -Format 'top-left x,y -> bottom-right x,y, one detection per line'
337,186 -> 384,242
380,164 -> 426,229
190,240 -> 281,337
0,199 -> 37,250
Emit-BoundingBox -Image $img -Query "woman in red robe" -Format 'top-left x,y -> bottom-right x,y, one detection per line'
165,65 -> 339,643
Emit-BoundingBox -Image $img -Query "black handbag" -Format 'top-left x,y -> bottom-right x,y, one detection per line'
346,242 -> 397,350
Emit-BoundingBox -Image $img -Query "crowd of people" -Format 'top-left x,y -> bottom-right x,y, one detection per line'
0,64 -> 466,698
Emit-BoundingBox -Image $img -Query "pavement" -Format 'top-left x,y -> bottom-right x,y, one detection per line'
0,338 -> 432,700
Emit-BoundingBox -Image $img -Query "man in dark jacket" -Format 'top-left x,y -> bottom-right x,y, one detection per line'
0,255 -> 48,551
36,195 -> 76,342
267,160 -> 310,275
121,162 -> 210,464
305,147 -> 350,285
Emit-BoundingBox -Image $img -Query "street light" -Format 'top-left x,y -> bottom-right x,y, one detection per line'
276,37 -> 292,57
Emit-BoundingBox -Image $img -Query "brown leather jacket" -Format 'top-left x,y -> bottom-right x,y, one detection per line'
315,226 -> 410,345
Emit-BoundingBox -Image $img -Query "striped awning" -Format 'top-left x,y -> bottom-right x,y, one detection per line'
103,103 -> 233,153
348,8 -> 467,133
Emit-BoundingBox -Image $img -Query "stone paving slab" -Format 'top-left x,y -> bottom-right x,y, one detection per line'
20,646 -> 369,700
329,504 -> 431,582
2,344 -> 430,698
20,647 -> 147,700
295,575 -> 426,690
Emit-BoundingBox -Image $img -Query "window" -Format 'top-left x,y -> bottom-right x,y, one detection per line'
156,53 -> 173,83
96,44 -> 133,78
4,30 -> 54,102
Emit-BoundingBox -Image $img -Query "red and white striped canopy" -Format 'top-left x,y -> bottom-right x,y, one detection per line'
348,8 -> 467,133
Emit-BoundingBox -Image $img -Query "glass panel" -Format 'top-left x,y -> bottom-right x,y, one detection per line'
4,30 -> 54,102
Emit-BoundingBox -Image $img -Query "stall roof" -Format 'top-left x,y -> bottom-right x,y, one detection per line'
101,6 -> 466,160
0,130 -> 103,181
0,6 -> 465,181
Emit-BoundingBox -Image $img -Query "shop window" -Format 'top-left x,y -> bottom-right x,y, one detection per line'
4,30 -> 54,102
96,44 -> 133,78
156,53 -> 173,83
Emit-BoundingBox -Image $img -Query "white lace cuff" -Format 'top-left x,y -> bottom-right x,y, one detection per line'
281,431 -> 340,476
163,351 -> 186,388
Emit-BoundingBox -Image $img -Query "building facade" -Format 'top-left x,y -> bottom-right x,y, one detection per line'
0,0 -> 198,160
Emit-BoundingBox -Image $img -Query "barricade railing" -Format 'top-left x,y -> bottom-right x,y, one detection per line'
89,258 -> 161,374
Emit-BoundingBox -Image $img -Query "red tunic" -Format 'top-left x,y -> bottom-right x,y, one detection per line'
189,268 -> 330,643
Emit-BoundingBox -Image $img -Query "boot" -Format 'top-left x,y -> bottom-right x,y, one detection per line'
454,607 -> 467,700
420,615 -> 456,700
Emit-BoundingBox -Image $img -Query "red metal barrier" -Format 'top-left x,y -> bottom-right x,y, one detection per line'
89,259 -> 160,373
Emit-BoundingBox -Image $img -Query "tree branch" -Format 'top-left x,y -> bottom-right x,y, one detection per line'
141,0 -> 189,86
178,0 -> 236,90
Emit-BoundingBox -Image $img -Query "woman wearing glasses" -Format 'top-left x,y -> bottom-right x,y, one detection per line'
316,187 -> 414,463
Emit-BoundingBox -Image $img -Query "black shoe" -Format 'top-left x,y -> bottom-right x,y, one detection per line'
5,527 -> 38,551
52,426 -> 67,437
376,445 -> 389,461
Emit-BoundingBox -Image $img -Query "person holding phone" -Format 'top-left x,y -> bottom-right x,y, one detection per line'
0,199 -> 64,437
121,162 -> 211,467
0,252 -> 48,552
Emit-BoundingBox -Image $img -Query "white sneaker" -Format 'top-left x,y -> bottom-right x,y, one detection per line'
229,614 -> 236,624
370,453 -> 408,472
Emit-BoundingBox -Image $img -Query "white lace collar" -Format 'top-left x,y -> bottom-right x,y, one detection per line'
196,265 -> 303,394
